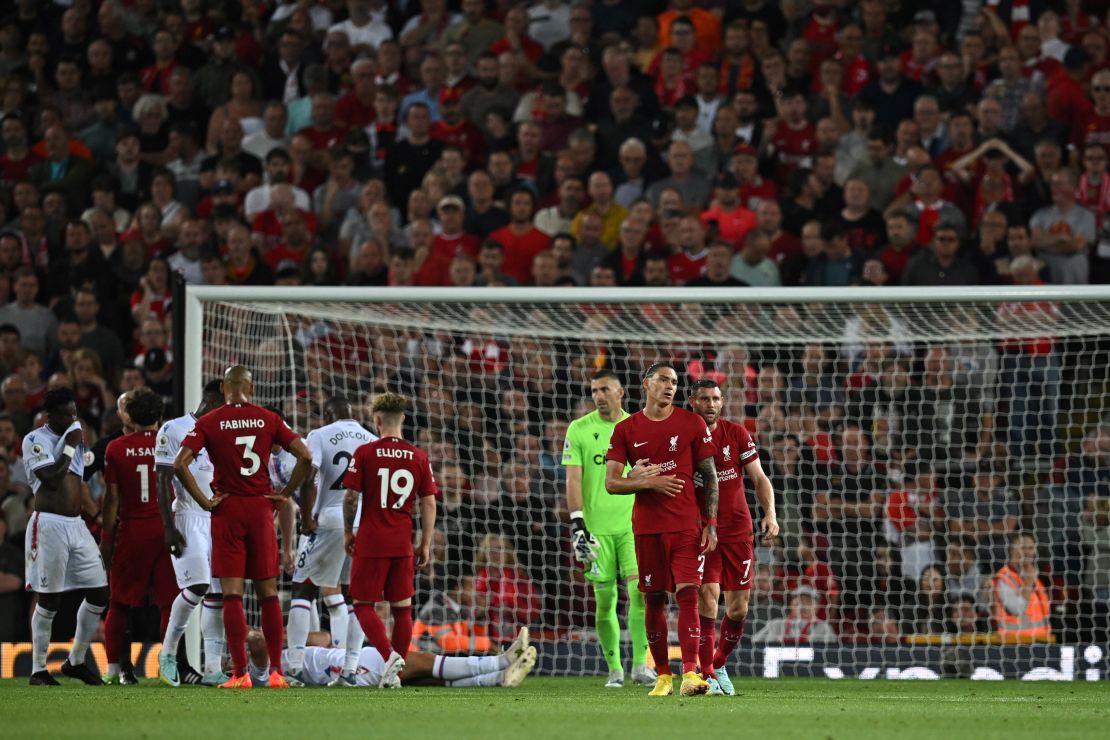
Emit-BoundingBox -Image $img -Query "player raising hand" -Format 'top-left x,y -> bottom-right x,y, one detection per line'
175,366 -> 312,689
605,362 -> 719,698
343,392 -> 438,689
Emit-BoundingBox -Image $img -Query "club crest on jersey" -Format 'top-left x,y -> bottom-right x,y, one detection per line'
668,435 -> 678,452
723,445 -> 732,461
592,432 -> 599,440
644,574 -> 653,586
83,450 -> 94,466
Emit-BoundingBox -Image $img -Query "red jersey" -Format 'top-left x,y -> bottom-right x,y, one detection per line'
182,402 -> 299,497
104,430 -> 162,526
429,119 -> 487,169
343,436 -> 438,557
335,92 -> 376,130
487,225 -> 551,284
694,418 -> 757,543
1073,110 -> 1110,149
770,120 -> 816,180
700,204 -> 757,247
606,407 -> 716,535
667,249 -> 708,285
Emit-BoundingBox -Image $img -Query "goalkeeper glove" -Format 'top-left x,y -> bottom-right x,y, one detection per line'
570,510 -> 599,563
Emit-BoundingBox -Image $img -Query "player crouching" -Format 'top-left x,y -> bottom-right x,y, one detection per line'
244,626 -> 537,689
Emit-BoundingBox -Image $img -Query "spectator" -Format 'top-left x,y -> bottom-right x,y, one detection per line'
71,288 -> 124,388
0,268 -> 54,355
728,230 -> 777,287
751,585 -> 837,644
992,533 -> 1051,640
647,140 -> 711,211
902,225 -> 979,286
1030,168 -> 1097,284
947,460 -> 1020,571
946,593 -> 989,635
473,533 -> 541,641
0,511 -> 24,640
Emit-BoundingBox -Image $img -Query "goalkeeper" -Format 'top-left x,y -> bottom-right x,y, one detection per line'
563,370 -> 655,688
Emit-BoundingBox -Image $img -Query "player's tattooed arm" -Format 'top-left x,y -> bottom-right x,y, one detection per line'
343,488 -> 359,555
697,457 -> 719,553
697,457 -> 719,520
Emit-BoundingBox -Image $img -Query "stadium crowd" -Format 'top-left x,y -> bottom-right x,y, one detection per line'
1,0 -> 1110,652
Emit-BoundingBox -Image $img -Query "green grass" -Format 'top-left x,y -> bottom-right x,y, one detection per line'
0,677 -> 1106,740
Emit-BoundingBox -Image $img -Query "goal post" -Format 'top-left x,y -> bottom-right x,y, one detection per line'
184,284 -> 1110,680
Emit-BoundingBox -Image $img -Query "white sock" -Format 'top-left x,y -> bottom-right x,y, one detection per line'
432,655 -> 507,680
69,601 -> 106,665
106,663 -> 119,678
309,600 -> 320,632
323,594 -> 347,650
202,595 -> 225,675
447,671 -> 504,688
342,605 -> 363,674
286,598 -> 312,671
161,591 -> 201,656
31,605 -> 56,673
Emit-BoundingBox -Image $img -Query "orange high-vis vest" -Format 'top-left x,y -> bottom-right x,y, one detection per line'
412,618 -> 493,654
992,564 -> 1051,639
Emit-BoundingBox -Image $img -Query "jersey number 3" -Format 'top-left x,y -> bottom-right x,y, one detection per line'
235,435 -> 261,476
377,468 -> 414,509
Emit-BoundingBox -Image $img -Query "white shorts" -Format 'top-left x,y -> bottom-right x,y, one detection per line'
248,647 -> 382,687
24,512 -> 108,593
172,510 -> 217,590
292,527 -> 346,589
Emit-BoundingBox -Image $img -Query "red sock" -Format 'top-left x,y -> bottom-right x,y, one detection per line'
354,603 -> 392,661
260,595 -> 284,675
675,587 -> 701,675
390,605 -> 413,660
104,602 -> 128,665
222,594 -> 248,677
713,616 -> 746,670
699,615 -> 717,678
643,592 -> 671,676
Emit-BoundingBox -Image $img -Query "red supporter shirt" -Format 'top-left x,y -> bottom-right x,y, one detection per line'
104,430 -> 163,535
487,225 -> 551,284
344,436 -> 438,558
668,249 -> 708,285
335,93 -> 376,130
700,204 -> 757,247
429,119 -> 487,169
771,120 -> 817,178
1073,110 -> 1110,149
182,402 -> 298,497
606,407 -> 716,535
299,124 -> 348,152
694,418 -> 758,543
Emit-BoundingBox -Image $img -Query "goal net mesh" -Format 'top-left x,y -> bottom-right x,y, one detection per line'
196,293 -> 1110,678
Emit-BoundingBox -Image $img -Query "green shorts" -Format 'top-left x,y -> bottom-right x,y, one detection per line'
584,530 -> 638,584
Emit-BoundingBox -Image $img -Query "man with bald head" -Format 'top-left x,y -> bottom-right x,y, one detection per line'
176,366 -> 312,689
646,140 -> 711,210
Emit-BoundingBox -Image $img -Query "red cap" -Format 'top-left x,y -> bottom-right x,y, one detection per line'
120,227 -> 143,243
439,86 -> 462,105
734,142 -> 757,158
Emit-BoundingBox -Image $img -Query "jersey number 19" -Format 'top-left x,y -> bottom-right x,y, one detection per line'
377,468 -> 413,509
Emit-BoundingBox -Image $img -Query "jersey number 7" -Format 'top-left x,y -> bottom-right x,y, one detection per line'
377,468 -> 414,509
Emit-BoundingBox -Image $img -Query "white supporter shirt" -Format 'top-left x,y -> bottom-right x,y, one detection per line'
306,419 -> 377,528
155,414 -> 215,515
244,183 -> 312,219
328,19 -> 393,50
22,422 -> 85,496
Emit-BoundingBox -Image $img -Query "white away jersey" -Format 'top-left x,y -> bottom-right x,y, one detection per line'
300,646 -> 383,687
155,414 -> 215,514
306,419 -> 377,527
22,422 -> 85,496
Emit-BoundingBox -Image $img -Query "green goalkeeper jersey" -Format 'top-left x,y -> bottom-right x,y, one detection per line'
562,409 -> 632,535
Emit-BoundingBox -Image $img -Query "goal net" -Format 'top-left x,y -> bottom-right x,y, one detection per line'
185,286 -> 1110,680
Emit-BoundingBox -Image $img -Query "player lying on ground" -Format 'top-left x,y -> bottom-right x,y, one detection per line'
244,626 -> 537,688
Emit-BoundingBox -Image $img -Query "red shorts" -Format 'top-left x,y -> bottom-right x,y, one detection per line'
702,539 -> 755,591
634,530 -> 703,593
110,520 -> 178,607
349,555 -> 414,603
211,495 -> 278,581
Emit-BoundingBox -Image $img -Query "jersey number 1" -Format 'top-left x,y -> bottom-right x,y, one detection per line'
136,463 -> 151,503
377,468 -> 414,509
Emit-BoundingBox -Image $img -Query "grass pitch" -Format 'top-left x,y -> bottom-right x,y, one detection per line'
0,677 -> 1106,740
